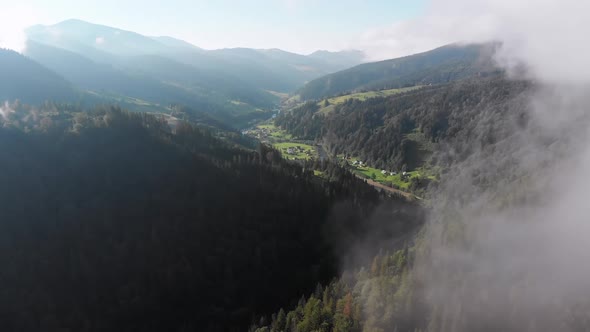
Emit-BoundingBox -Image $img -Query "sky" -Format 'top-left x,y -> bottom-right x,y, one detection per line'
0,0 -> 426,55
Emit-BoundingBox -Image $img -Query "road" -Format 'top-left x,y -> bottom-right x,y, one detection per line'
358,175 -> 417,200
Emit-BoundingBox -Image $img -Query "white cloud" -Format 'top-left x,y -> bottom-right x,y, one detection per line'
356,0 -> 590,85
0,101 -> 15,121
357,14 -> 498,61
95,36 -> 105,44
387,1 -> 590,328
0,5 -> 38,53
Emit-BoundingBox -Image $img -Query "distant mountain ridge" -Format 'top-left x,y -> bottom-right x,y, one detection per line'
0,48 -> 77,104
18,19 -> 365,127
25,19 -> 365,92
308,49 -> 366,68
27,19 -> 173,57
296,43 -> 501,101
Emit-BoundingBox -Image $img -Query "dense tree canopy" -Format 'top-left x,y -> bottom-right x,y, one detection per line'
296,43 -> 501,101
0,48 -> 77,103
278,77 -> 530,171
0,104 -> 423,331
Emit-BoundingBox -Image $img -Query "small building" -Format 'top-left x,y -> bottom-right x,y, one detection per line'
381,170 -> 387,175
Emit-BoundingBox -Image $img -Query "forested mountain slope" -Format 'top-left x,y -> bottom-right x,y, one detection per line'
0,48 -> 77,103
0,103 -> 422,331
251,246 -> 423,332
277,77 -> 530,171
296,43 -> 500,101
255,73 -> 590,331
24,40 -> 277,127
22,19 -> 364,128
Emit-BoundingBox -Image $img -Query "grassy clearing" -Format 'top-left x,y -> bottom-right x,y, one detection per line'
356,167 -> 418,190
248,123 -> 293,141
273,142 -> 316,160
339,155 -> 436,190
245,122 -> 318,162
89,90 -> 162,108
266,90 -> 290,99
313,170 -> 325,178
402,129 -> 435,169
317,86 -> 422,114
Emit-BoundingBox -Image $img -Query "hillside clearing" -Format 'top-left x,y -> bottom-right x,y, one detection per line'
273,142 -> 317,160
339,155 -> 436,190
317,86 -> 422,114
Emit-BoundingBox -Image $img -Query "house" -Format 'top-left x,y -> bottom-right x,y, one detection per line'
287,147 -> 295,154
381,170 -> 387,175
390,171 -> 396,176
402,171 -> 407,176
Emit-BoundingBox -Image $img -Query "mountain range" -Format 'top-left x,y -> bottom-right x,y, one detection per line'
3,14 -> 577,331
295,42 -> 501,101
0,48 -> 78,104
1,19 -> 505,129
1,19 -> 364,127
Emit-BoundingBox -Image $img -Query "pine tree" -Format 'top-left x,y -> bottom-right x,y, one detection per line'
273,309 -> 286,332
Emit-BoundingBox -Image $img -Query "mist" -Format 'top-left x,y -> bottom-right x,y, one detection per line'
359,0 -> 590,78
0,102 -> 14,121
396,0 -> 590,330
342,0 -> 590,330
0,5 -> 38,53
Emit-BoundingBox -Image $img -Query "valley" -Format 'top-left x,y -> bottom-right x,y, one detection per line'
0,9 -> 580,331
0,19 -> 366,130
244,118 -> 431,199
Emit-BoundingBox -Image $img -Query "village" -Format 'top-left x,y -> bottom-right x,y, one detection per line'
285,145 -> 313,157
240,121 -> 440,201
336,154 -> 426,192
242,123 -> 293,143
347,159 -> 409,178
242,126 -> 272,142
342,154 -> 409,174
243,122 -> 432,192
274,142 -> 316,160
242,123 -> 317,160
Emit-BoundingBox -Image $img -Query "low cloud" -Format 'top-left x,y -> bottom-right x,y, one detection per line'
344,1 -> 590,330
0,5 -> 38,53
378,0 -> 590,330
0,101 -> 15,121
357,15 -> 496,61
357,0 -> 590,85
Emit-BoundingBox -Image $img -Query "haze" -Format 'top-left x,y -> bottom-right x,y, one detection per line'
0,0 -> 425,55
1,0 -> 590,331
